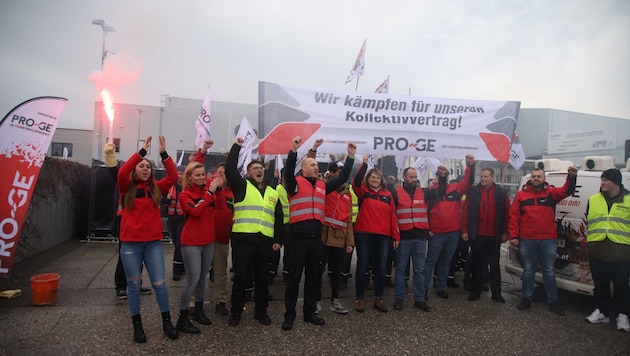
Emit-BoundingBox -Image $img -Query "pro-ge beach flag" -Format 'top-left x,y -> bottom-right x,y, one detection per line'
195,85 -> 212,152
345,39 -> 366,84
0,96 -> 67,277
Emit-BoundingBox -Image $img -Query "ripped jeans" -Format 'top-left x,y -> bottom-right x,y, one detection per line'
120,240 -> 170,315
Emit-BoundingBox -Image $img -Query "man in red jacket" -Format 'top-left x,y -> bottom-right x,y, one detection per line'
424,154 -> 475,300
509,166 -> 577,315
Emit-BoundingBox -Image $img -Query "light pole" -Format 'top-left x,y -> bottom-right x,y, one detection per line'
92,19 -> 116,70
137,109 -> 146,151
92,19 -> 115,161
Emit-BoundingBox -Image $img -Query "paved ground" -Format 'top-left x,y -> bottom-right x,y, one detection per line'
1,240 -> 629,355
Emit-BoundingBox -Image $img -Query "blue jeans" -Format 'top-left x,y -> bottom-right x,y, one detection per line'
394,238 -> 428,301
355,233 -> 391,299
519,238 -> 558,304
424,231 -> 459,293
120,241 -> 170,316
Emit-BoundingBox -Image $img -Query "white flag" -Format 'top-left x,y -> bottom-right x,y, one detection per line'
276,154 -> 284,179
413,156 -> 442,183
509,130 -> 526,169
195,85 -> 212,152
345,39 -> 366,84
176,150 -> 185,167
374,76 -> 389,94
236,116 -> 257,177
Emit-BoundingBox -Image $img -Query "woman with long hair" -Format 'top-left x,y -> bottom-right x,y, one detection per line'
352,156 -> 400,313
117,136 -> 178,343
175,161 -> 223,333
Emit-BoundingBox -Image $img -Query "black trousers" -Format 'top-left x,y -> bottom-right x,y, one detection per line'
320,245 -> 347,300
590,256 -> 630,316
284,236 -> 323,320
167,215 -> 185,274
470,236 -> 501,295
230,239 -> 272,316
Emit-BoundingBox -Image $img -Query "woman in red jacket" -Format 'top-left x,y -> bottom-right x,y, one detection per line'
117,136 -> 178,343
175,161 -> 224,334
352,156 -> 400,313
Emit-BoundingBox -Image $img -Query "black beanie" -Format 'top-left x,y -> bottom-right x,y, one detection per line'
601,168 -> 622,186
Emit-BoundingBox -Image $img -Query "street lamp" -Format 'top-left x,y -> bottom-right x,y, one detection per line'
92,19 -> 116,69
92,19 -> 115,161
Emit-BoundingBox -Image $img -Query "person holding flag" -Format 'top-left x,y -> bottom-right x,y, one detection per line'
225,136 -> 284,327
281,137 -> 356,330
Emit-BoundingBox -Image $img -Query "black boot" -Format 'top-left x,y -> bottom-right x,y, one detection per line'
161,311 -> 179,339
176,309 -> 200,334
192,301 -> 212,325
131,314 -> 146,343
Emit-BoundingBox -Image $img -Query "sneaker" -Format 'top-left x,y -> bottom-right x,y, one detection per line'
116,289 -> 127,300
315,301 -> 322,314
517,298 -> 531,310
140,288 -> 152,295
617,313 -> 630,332
586,308 -> 609,324
393,298 -> 403,311
330,299 -> 349,314
549,303 -> 565,316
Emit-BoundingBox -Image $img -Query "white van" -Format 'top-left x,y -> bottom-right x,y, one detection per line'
505,156 -> 630,296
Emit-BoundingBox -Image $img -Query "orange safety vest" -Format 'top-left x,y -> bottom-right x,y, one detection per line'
167,185 -> 183,215
323,190 -> 351,230
289,176 -> 325,224
395,187 -> 429,231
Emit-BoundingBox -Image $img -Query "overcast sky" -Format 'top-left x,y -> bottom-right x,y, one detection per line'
1,0 -> 628,130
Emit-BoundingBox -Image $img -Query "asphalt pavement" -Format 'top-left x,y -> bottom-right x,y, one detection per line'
0,240 -> 628,355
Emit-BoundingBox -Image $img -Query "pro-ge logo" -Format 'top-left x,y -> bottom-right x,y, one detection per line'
10,115 -> 54,133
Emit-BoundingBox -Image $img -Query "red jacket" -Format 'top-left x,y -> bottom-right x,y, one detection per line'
509,175 -> 575,240
428,164 -> 474,234
213,186 -> 234,245
118,152 -> 177,242
179,184 -> 215,246
352,163 -> 400,241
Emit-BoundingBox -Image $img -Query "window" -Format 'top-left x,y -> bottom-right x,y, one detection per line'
51,142 -> 73,157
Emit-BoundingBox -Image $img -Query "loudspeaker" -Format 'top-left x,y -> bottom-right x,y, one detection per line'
87,166 -> 118,238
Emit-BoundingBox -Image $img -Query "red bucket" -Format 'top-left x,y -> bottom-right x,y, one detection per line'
30,273 -> 61,305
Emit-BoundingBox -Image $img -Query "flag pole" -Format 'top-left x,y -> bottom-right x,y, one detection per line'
355,76 -> 360,92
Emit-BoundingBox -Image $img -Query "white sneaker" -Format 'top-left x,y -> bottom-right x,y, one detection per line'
315,301 -> 322,314
617,313 -> 630,332
329,298 -> 349,314
586,308 -> 610,324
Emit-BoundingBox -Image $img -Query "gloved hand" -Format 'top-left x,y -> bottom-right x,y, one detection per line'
104,142 -> 117,168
